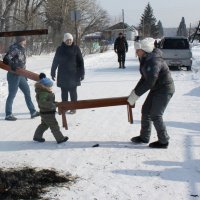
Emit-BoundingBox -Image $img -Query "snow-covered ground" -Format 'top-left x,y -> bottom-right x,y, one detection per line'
0,42 -> 200,200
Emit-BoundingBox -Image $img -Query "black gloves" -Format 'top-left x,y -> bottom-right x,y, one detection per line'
51,76 -> 55,81
51,73 -> 55,81
80,75 -> 84,81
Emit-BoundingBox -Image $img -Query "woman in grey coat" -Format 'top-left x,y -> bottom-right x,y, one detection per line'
128,37 -> 175,148
51,33 -> 85,114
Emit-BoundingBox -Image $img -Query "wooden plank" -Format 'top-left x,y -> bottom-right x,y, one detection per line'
0,29 -> 48,37
57,97 -> 129,110
57,97 -> 135,130
0,61 -> 39,81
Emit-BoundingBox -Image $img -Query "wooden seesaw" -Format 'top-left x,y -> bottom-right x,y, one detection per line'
57,98 -> 134,130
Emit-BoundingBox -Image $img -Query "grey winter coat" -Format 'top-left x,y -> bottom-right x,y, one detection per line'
134,48 -> 175,96
51,42 -> 84,88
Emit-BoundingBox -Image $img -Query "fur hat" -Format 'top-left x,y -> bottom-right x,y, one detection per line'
134,37 -> 155,53
63,33 -> 73,42
16,36 -> 26,43
38,73 -> 53,87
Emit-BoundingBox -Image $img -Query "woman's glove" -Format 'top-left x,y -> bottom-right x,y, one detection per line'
80,75 -> 84,81
127,90 -> 139,106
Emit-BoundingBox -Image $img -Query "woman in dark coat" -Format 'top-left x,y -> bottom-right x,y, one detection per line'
51,33 -> 85,114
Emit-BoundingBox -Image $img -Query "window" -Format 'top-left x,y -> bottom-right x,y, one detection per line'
162,39 -> 189,49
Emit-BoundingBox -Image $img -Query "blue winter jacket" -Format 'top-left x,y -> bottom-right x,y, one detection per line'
3,43 -> 26,70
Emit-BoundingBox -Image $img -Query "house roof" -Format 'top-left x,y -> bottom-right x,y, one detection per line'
104,22 -> 137,32
106,22 -> 129,30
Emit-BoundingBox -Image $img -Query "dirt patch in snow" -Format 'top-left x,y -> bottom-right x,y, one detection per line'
0,167 -> 77,199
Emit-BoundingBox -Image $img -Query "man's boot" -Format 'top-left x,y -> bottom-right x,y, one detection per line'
119,62 -> 122,68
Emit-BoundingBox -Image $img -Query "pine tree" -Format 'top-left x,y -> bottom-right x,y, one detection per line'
177,17 -> 188,37
138,3 -> 158,38
157,20 -> 164,38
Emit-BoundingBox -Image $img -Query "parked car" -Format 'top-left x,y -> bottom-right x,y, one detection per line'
158,36 -> 192,71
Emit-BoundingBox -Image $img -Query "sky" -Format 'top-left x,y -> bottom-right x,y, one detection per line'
0,42 -> 200,199
97,0 -> 200,28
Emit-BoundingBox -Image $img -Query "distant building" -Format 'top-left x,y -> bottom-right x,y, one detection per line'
83,32 -> 102,41
102,22 -> 138,42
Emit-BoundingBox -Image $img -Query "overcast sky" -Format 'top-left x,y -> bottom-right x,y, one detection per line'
97,0 -> 200,28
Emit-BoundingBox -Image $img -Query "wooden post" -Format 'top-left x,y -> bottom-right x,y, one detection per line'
127,104 -> 133,123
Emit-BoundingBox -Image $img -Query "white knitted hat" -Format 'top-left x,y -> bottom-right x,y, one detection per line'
134,37 -> 155,53
63,33 -> 73,42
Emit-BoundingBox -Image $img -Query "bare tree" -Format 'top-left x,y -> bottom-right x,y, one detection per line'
0,0 -> 17,31
44,0 -> 109,46
44,0 -> 74,46
11,0 -> 46,30
0,0 -> 111,54
76,0 -> 110,40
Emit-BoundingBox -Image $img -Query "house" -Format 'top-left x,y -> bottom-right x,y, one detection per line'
102,22 -> 138,42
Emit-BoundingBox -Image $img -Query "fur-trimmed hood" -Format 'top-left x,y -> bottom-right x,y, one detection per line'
35,82 -> 52,93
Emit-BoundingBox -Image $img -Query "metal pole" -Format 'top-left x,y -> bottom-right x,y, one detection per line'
143,19 -> 144,37
122,9 -> 125,34
74,0 -> 78,45
74,11 -> 78,45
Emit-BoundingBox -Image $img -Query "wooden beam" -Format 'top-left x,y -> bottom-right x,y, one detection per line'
57,97 -> 134,130
0,29 -> 48,37
0,61 -> 39,81
58,97 -> 129,110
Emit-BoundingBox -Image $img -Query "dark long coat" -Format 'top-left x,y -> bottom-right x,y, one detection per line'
114,36 -> 128,52
51,42 -> 84,88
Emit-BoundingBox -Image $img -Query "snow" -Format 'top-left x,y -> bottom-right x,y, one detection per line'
0,42 -> 200,200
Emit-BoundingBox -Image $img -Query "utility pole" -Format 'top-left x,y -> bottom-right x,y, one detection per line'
122,9 -> 125,34
74,10 -> 78,45
70,4 -> 81,45
143,19 -> 145,37
188,23 -> 191,39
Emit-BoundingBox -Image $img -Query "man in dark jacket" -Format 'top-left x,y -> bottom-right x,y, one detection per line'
3,36 -> 39,121
114,32 -> 128,68
51,33 -> 84,114
128,37 -> 175,148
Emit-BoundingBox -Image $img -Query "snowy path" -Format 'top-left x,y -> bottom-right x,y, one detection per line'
0,44 -> 200,200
